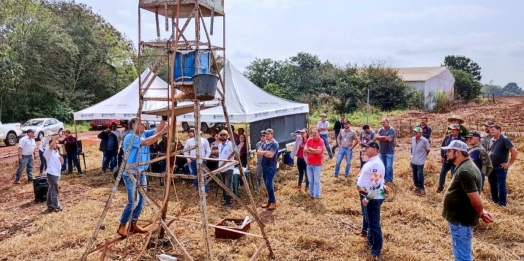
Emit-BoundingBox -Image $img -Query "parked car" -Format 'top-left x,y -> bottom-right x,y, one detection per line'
181,121 -> 225,133
90,119 -> 121,129
21,118 -> 64,140
0,120 -> 23,146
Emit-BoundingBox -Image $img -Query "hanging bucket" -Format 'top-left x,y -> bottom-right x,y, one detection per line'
192,74 -> 218,101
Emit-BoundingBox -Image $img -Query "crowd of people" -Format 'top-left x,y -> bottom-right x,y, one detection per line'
12,112 -> 518,260
303,113 -> 516,260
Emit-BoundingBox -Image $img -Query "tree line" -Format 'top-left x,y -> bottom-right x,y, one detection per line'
244,52 -> 418,114
0,0 -> 138,123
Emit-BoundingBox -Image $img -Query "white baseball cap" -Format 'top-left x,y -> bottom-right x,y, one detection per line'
441,140 -> 468,152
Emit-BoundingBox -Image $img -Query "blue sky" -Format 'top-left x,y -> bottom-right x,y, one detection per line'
79,0 -> 524,87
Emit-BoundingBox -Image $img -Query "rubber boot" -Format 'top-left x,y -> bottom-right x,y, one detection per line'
128,220 -> 147,234
117,223 -> 128,237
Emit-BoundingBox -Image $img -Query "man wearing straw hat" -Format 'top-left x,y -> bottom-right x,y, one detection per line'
217,129 -> 235,210
437,124 -> 464,193
441,140 -> 494,260
317,113 -> 333,159
447,115 -> 469,138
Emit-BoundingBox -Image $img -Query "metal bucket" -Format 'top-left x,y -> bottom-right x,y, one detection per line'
192,74 -> 218,101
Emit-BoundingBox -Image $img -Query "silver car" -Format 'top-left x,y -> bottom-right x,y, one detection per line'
21,118 -> 64,140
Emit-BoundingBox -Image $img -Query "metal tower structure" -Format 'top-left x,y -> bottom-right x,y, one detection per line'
81,1 -> 275,260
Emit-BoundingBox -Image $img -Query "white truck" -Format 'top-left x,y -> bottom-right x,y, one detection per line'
0,120 -> 23,146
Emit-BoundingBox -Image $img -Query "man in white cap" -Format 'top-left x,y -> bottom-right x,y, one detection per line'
14,129 -> 37,184
441,140 -> 494,261
437,124 -> 465,193
316,113 -> 333,159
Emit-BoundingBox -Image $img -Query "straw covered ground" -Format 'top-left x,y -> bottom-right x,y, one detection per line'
1,97 -> 524,261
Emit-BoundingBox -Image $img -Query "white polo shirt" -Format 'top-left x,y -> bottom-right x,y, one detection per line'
18,136 -> 36,156
44,147 -> 62,176
184,137 -> 211,158
218,140 -> 235,171
317,120 -> 329,135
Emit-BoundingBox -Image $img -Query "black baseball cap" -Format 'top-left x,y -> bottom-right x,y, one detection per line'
362,141 -> 380,150
466,131 -> 481,138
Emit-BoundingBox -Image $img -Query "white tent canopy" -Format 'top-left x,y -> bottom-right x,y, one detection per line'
177,61 -> 309,123
74,69 -> 171,121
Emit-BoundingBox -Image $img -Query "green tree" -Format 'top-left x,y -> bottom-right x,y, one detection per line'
452,69 -> 482,101
482,83 -> 503,96
501,82 -> 522,96
443,55 -> 482,81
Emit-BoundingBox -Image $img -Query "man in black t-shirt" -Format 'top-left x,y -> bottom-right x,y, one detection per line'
487,124 -> 518,206
331,114 -> 345,154
441,140 -> 494,261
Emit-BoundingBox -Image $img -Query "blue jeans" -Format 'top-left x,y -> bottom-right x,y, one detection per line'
120,174 -> 147,224
366,199 -> 384,256
263,166 -> 277,203
488,168 -> 508,206
190,160 -> 209,193
411,163 -> 425,190
61,155 -> 67,171
360,195 -> 369,234
38,150 -> 47,174
379,153 -> 394,182
66,151 -> 82,174
335,148 -> 353,177
306,164 -> 322,198
319,134 -> 333,158
296,157 -> 309,187
448,222 -> 473,261
15,155 -> 34,181
438,161 -> 456,190
102,150 -> 117,172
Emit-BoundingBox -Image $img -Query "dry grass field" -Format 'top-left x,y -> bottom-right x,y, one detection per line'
1,97 -> 524,261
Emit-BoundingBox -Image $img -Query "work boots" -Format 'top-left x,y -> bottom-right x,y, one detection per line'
117,224 -> 128,237
128,220 -> 147,234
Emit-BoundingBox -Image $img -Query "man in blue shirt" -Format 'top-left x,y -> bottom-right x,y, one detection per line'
256,128 -> 279,211
117,117 -> 168,237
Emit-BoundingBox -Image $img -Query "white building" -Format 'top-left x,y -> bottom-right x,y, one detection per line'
394,67 -> 455,110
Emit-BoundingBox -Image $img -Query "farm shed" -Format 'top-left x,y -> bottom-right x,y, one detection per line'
394,67 -> 455,110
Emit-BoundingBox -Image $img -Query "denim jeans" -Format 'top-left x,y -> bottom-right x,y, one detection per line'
448,222 -> 473,261
15,155 -> 34,181
66,151 -> 82,174
38,150 -> 47,174
120,174 -> 147,224
102,150 -> 117,171
46,174 -> 61,210
366,199 -> 384,256
411,163 -> 425,190
263,167 -> 277,203
306,164 -> 322,198
488,168 -> 508,206
190,160 -> 209,193
332,133 -> 340,151
360,195 -> 369,234
319,134 -> 333,158
61,155 -> 67,172
221,170 -> 234,204
438,161 -> 456,190
296,157 -> 309,187
335,148 -> 353,177
379,153 -> 394,182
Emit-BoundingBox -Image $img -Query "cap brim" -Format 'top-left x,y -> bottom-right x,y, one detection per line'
441,145 -> 453,150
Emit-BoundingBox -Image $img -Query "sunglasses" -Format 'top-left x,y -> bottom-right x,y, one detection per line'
220,134 -> 227,136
